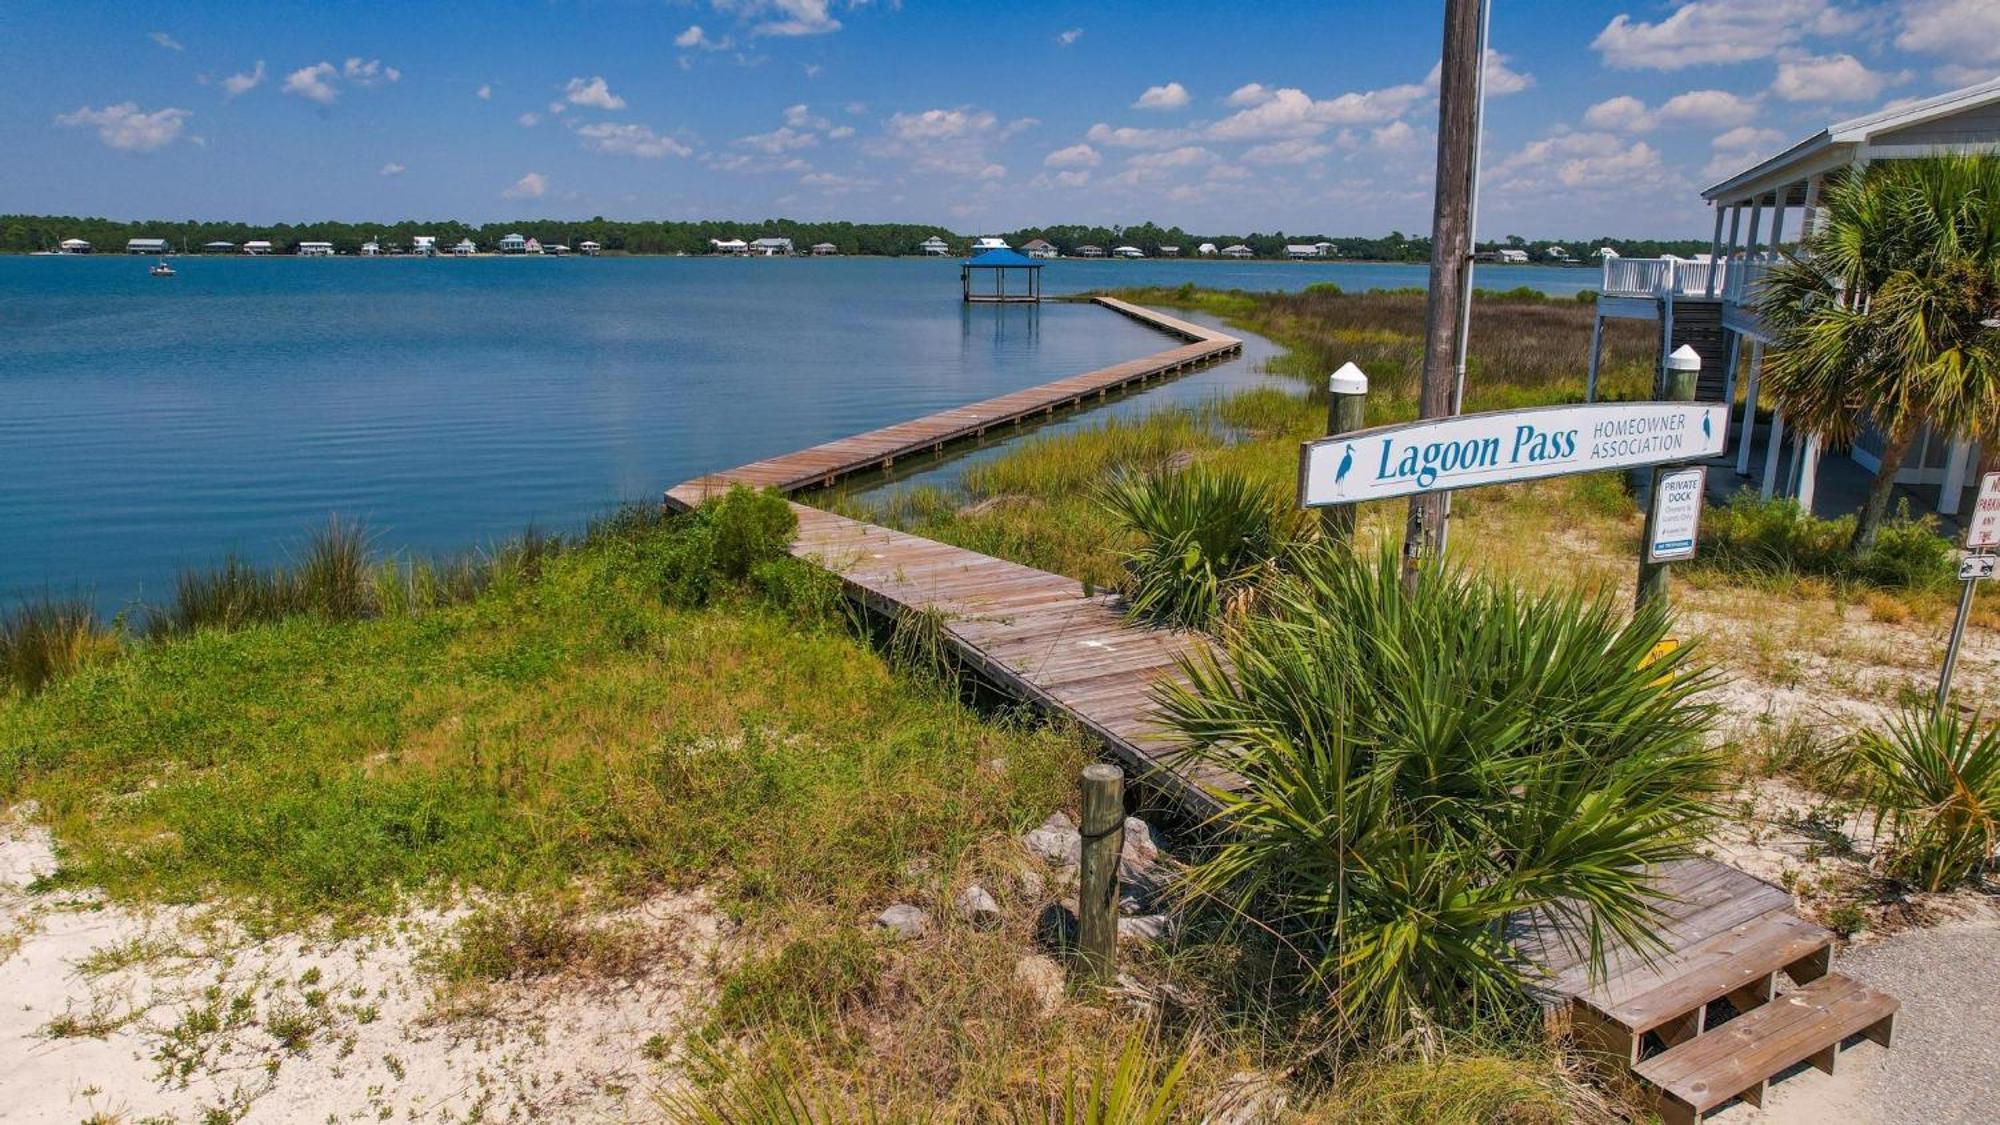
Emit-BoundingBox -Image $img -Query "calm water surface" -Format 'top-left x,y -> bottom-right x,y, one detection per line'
0,255 -> 1591,610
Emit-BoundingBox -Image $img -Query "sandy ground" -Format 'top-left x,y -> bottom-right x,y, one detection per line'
0,814 -> 725,1124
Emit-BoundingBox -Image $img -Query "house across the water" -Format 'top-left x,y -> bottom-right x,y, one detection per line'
452,239 -> 476,256
499,233 -> 528,254
919,235 -> 951,256
1019,238 -> 1058,259
710,238 -> 749,255
1157,245 -> 1181,257
579,240 -> 601,256
1196,242 -> 1218,256
810,242 -> 840,256
297,241 -> 335,256
1220,244 -> 1254,259
1074,244 -> 1105,258
748,237 -> 794,256
58,238 -> 92,254
1589,75 -> 2000,518
126,237 -> 170,255
243,240 -> 273,255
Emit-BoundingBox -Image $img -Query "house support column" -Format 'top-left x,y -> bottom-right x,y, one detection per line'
1761,412 -> 1787,500
1800,174 -> 1823,242
1720,331 -> 1742,439
1939,439 -> 1973,515
1706,205 -> 1726,294
1736,341 -> 1764,476
1795,433 -> 1822,514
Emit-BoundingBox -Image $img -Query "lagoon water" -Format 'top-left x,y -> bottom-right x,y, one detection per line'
0,255 -> 1594,610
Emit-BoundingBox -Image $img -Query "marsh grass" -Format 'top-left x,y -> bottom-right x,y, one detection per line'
0,596 -> 112,696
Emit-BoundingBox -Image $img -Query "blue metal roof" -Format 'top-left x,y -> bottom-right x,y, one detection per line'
963,248 -> 1043,268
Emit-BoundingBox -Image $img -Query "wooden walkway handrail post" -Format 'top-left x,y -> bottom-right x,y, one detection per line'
1077,763 -> 1125,982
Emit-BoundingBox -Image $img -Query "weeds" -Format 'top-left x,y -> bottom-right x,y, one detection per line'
1691,493 -> 1958,596
1,596 -> 110,696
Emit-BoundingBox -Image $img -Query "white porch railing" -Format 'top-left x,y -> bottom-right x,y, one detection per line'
1722,256 -> 1777,306
1598,256 -> 1732,298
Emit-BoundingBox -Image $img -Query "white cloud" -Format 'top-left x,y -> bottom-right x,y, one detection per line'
676,24 -> 730,50
476,83 -> 492,100
886,106 -> 996,141
746,0 -> 842,38
1056,27 -> 1083,47
222,61 -> 266,98
783,103 -> 830,129
503,171 -> 548,199
1053,169 -> 1091,187
1896,0 -> 2000,74
1713,125 -> 1789,151
1133,82 -> 1190,111
1370,120 -> 1424,152
736,125 -> 818,153
1225,83 -> 1276,108
1085,122 -> 1196,149
1205,83 -> 1428,141
1494,131 -> 1668,192
1584,89 -> 1760,131
1110,145 -> 1218,187
379,162 -> 406,176
1043,143 -> 1101,168
827,125 -> 854,139
54,102 -> 191,151
283,62 -> 340,104
518,112 -> 541,127
559,76 -> 626,111
1703,125 -> 1791,179
1584,95 -> 1652,131
800,170 -> 873,192
149,31 -> 183,52
1772,52 -> 1892,101
342,58 -> 400,86
1241,138 -> 1333,165
1592,0 -> 1870,71
577,121 -> 692,158
1424,49 -> 1535,96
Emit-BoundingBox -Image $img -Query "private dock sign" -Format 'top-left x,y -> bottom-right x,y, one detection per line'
1298,401 -> 1730,508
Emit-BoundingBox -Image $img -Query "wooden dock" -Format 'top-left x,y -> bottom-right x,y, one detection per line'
664,297 -> 1896,1116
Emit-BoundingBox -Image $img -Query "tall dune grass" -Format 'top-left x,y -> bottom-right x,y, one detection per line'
0,597 -> 111,696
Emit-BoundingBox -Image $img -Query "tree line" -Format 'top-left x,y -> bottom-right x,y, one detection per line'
0,213 -> 1711,261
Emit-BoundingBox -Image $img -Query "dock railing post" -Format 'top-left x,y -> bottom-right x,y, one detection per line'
1637,346 -> 1701,612
1077,763 -> 1125,983
1322,362 -> 1369,548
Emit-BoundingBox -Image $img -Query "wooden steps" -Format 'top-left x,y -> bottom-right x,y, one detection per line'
1635,973 -> 1897,1124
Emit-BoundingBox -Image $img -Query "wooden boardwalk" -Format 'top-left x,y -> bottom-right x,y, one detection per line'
664,297 -> 1895,1116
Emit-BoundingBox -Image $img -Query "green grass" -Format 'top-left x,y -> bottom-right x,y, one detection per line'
0,505 -> 1086,923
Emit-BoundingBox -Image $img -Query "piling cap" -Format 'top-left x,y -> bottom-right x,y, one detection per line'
1665,344 -> 1702,373
1328,361 -> 1369,395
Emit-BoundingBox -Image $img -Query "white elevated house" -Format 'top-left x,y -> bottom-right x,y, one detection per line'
297,241 -> 335,256
970,236 -> 1010,252
499,233 -> 528,254
1074,244 -> 1106,258
710,238 -> 749,255
360,240 -> 382,256
1588,76 -> 2000,516
1112,245 -> 1144,259
919,235 -> 951,256
412,236 -> 437,257
1158,245 -> 1181,257
747,236 -> 794,256
58,238 -> 92,254
126,237 -> 170,255
1314,241 -> 1337,257
1220,244 -> 1254,259
202,241 -> 236,254
243,240 -> 273,255
453,239 -> 477,256
579,240 -> 601,256
1019,238 -> 1058,259
1196,242 -> 1218,256
810,242 -> 840,256
1284,244 -> 1319,259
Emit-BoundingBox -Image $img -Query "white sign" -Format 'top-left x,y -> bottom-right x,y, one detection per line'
1298,401 -> 1729,507
1648,467 -> 1707,563
1961,555 -> 1998,581
1968,472 -> 2000,550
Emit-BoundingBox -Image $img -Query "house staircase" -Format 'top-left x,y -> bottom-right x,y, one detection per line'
1518,858 -> 1898,1124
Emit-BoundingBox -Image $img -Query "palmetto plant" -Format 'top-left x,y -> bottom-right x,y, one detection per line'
1158,546 -> 1724,1043
1757,155 -> 2000,555
1100,466 -> 1305,630
1852,704 -> 2000,891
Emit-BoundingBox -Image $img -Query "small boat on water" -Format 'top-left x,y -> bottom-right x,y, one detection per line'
150,260 -> 175,277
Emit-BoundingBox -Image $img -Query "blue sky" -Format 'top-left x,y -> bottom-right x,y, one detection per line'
3,1 -> 1996,238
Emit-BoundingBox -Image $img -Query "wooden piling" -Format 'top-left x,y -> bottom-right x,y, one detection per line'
1077,763 -> 1125,982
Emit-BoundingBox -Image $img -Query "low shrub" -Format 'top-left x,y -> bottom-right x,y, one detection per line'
1100,466 -> 1303,630
660,486 -> 799,607
707,927 -> 883,1041
1161,545 -> 1724,1043
0,597 -> 110,696
1692,493 -> 1956,594
1852,704 -> 1999,890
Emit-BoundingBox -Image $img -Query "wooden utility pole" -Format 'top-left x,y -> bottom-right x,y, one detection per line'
1402,0 -> 1484,584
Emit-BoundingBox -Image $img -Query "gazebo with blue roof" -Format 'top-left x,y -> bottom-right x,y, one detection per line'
960,247 -> 1044,304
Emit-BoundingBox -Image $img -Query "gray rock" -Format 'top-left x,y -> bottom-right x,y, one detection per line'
1209,1070 -> 1291,1125
1014,868 -> 1046,901
954,884 -> 1003,929
1013,954 -> 1066,1015
1117,913 -> 1174,945
873,903 -> 930,940
1021,811 -> 1082,866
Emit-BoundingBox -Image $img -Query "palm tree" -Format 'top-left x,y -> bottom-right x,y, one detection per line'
1757,155 -> 2000,555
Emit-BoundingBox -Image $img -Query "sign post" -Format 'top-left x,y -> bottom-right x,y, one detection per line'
1322,363 -> 1369,547
1636,346 -> 1704,611
1937,471 -> 2000,715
